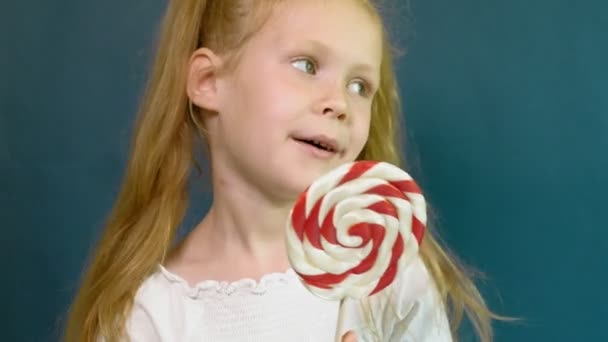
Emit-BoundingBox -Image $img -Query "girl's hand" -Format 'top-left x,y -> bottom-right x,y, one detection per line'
341,331 -> 357,342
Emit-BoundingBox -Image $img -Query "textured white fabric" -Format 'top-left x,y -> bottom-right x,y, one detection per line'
125,255 -> 452,342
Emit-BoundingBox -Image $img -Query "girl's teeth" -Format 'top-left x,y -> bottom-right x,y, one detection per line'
306,139 -> 334,152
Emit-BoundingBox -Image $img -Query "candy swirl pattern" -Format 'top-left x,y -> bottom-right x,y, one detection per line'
286,161 -> 427,300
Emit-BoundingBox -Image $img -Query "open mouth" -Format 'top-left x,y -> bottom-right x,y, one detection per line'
293,138 -> 336,153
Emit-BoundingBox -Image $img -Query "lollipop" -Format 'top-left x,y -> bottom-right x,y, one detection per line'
285,160 -> 427,339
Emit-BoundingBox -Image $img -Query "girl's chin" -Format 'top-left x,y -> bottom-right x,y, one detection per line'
275,178 -> 318,201
267,165 -> 334,201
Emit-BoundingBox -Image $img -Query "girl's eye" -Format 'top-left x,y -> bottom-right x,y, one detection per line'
348,80 -> 370,97
291,58 -> 317,75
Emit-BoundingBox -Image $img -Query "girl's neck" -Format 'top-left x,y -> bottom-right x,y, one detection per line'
166,168 -> 295,283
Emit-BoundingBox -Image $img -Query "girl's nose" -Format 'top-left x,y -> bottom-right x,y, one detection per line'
322,103 -> 347,121
316,82 -> 348,121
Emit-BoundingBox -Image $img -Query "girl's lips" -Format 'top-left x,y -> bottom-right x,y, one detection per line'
290,134 -> 342,154
292,138 -> 337,160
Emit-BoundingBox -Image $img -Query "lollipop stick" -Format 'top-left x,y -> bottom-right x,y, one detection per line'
335,298 -> 345,342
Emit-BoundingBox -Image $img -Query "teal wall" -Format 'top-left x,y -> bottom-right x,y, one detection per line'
2,0 -> 606,341
399,1 -> 607,340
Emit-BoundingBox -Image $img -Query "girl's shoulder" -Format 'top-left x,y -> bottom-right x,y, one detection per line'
126,266 -> 202,341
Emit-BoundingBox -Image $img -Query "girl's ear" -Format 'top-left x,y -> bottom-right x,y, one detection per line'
187,48 -> 224,112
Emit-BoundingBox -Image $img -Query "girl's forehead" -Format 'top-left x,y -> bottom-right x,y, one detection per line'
270,0 -> 380,30
258,0 -> 383,65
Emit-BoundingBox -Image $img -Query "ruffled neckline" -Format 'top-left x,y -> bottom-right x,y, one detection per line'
157,264 -> 298,298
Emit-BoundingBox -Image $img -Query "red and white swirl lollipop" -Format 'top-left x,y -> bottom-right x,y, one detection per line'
286,160 -> 426,301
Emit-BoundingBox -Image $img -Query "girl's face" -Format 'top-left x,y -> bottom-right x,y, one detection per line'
211,0 -> 382,201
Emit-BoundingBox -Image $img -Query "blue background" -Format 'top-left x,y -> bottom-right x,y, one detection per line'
2,0 -> 606,340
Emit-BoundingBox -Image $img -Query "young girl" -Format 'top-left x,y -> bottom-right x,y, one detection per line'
65,0 -> 499,341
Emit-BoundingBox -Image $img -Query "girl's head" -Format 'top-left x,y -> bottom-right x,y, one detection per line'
65,1 -> 497,341
188,0 -> 386,201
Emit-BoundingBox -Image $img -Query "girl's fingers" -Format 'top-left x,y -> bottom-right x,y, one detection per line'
341,331 -> 357,342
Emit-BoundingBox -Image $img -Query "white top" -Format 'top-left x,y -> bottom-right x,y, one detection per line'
125,255 -> 452,342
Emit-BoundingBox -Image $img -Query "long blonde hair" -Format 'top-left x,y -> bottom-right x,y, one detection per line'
64,1 -> 501,341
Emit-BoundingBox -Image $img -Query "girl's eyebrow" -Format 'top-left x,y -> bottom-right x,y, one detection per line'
301,39 -> 378,75
302,39 -> 331,56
